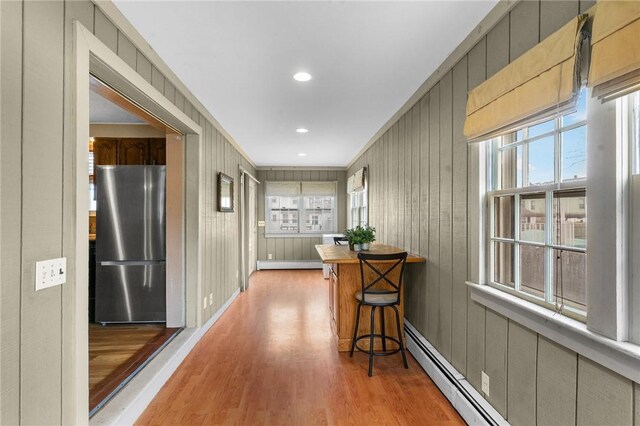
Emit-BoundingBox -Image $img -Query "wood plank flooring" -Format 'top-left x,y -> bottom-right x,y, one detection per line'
89,323 -> 180,412
136,270 -> 464,425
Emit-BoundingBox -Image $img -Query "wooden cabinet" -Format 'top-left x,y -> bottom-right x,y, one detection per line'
148,138 -> 166,165
93,138 -> 118,166
329,265 -> 339,331
118,138 -> 149,165
92,137 -> 166,166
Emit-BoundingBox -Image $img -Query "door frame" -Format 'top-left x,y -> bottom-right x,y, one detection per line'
72,21 -> 204,423
239,166 -> 260,291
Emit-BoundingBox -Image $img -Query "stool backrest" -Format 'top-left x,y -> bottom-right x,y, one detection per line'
334,236 -> 348,245
357,252 -> 408,304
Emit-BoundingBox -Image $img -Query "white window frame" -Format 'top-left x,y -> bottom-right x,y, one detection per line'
626,91 -> 640,345
265,181 -> 338,237
348,182 -> 368,228
486,108 -> 588,320
467,89 -> 640,384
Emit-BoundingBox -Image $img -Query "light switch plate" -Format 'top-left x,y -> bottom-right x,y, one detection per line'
481,371 -> 490,396
204,297 -> 207,309
258,220 -> 265,227
35,257 -> 67,291
209,293 -> 213,306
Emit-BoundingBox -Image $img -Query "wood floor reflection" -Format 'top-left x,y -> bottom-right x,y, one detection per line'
136,270 -> 464,425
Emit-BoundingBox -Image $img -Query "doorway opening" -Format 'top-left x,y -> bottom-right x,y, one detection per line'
88,75 -> 184,415
240,169 -> 260,291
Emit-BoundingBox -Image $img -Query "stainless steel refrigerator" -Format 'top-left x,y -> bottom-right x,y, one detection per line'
95,165 -> 166,323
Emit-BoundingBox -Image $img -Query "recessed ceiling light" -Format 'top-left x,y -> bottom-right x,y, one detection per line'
293,72 -> 312,82
297,153 -> 307,157
296,128 -> 309,134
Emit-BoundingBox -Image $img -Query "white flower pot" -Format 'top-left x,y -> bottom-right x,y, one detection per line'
362,243 -> 370,250
353,244 -> 362,252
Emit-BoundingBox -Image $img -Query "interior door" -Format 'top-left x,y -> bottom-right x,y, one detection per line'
248,179 -> 257,277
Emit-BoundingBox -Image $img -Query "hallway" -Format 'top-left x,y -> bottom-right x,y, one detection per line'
136,270 -> 463,425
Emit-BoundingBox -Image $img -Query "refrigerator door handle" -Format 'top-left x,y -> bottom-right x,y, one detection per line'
99,260 -> 166,266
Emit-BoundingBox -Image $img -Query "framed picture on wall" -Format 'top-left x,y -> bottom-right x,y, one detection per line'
218,172 -> 234,212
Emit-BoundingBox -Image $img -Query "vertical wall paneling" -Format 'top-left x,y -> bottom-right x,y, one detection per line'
116,32 -> 137,70
576,356 -> 633,425
93,8 -> 117,52
0,1 -> 23,423
151,66 -> 164,94
404,112 -> 412,251
427,85 -> 441,345
451,57 -> 468,373
509,0 -> 540,61
537,336 -> 578,425
418,94 -> 430,333
484,310 -> 508,417
411,105 -> 420,255
135,51 -> 152,83
438,71 -> 453,361
507,321 -> 538,426
634,383 -> 640,424
486,17 -> 510,79
21,1 -> 65,423
466,36 -> 487,393
540,0 -> 579,40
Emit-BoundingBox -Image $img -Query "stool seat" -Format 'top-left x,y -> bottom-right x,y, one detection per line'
355,291 -> 397,305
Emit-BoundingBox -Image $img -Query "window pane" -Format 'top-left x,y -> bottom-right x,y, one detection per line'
561,125 -> 586,181
529,119 -> 555,138
499,145 -> 522,189
494,242 -> 515,288
562,89 -> 587,127
520,193 -> 546,243
520,244 -> 545,299
553,249 -> 586,310
527,136 -> 555,186
302,196 -> 335,232
553,191 -> 587,248
267,196 -> 299,232
493,196 -> 514,239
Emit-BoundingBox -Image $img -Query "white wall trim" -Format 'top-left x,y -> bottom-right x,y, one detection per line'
90,289 -> 240,426
256,260 -> 322,270
404,320 -> 508,426
468,282 -> 640,383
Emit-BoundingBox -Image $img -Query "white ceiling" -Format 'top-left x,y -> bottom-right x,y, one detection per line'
90,87 -> 145,124
113,1 -> 497,167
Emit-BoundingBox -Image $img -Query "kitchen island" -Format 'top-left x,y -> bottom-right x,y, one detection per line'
315,244 -> 425,352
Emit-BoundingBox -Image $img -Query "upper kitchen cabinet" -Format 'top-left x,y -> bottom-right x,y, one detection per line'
148,138 -> 166,165
118,139 -> 150,165
92,137 -> 166,166
93,138 -> 118,166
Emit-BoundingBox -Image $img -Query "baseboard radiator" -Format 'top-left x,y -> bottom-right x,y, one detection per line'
257,260 -> 322,270
404,321 -> 508,426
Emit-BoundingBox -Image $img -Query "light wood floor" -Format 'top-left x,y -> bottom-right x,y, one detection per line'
137,270 -> 464,425
89,323 -> 179,412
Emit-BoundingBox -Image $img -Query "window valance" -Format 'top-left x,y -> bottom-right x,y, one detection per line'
588,0 -> 640,101
347,167 -> 366,193
464,15 -> 587,141
265,181 -> 300,196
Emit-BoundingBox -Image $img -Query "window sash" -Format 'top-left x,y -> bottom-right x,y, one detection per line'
265,186 -> 337,235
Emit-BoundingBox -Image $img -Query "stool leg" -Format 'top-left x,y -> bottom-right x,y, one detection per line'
350,303 -> 362,357
393,305 -> 408,369
380,307 -> 387,352
368,306 -> 376,377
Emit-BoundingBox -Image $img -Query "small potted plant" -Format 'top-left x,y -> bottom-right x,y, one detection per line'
344,226 -> 366,251
361,226 -> 376,250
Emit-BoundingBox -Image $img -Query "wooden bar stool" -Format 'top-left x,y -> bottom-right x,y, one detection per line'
349,251 -> 409,376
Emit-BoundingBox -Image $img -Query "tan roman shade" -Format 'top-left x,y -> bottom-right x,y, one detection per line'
347,167 -> 366,193
588,1 -> 640,100
464,15 -> 587,141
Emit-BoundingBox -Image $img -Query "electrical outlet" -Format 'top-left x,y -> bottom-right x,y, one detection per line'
35,257 -> 67,291
268,253 -> 273,260
209,293 -> 213,306
481,371 -> 490,396
236,270 -> 239,278
203,297 -> 207,309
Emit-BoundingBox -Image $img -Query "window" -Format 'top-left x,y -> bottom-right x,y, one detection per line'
265,181 -> 337,235
487,89 -> 587,318
349,187 -> 368,228
627,91 -> 640,344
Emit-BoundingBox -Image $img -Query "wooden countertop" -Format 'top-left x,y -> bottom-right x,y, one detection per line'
315,244 -> 425,264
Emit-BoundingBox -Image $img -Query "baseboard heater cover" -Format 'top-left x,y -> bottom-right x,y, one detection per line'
404,320 -> 508,426
257,260 -> 322,270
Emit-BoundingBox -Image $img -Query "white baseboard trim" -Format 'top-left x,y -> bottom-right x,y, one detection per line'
404,320 -> 508,426
90,288 -> 241,426
257,260 -> 322,270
